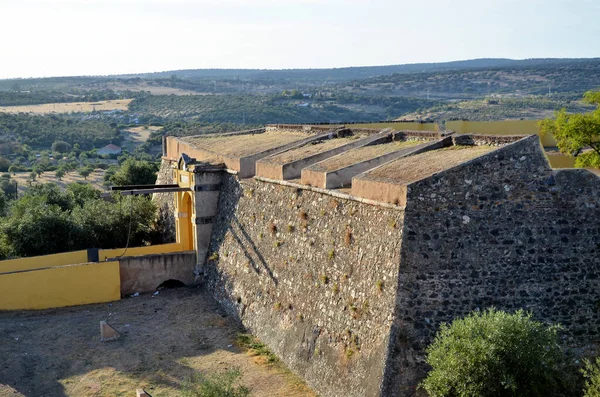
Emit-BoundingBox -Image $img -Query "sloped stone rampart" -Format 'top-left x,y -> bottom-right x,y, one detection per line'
383,136 -> 600,394
205,175 -> 404,397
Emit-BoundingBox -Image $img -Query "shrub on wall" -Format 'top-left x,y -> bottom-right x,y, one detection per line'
420,308 -> 571,397
582,358 -> 600,397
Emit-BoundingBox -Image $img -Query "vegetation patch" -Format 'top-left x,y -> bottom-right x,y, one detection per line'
181,368 -> 250,397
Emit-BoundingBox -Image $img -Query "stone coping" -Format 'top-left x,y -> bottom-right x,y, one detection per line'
253,176 -> 405,210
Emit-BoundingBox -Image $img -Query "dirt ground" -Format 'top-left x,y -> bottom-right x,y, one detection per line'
0,99 -> 132,115
0,286 -> 316,397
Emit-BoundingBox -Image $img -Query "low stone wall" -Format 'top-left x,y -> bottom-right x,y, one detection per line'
266,124 -> 344,132
205,175 -> 404,397
118,251 -> 198,295
453,133 -> 527,146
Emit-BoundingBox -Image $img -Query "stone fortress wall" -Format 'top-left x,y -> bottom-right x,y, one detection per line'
158,124 -> 600,397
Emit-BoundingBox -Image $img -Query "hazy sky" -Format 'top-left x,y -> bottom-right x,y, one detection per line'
1,0 -> 599,79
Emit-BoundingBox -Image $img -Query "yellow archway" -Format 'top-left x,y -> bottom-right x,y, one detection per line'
178,192 -> 194,251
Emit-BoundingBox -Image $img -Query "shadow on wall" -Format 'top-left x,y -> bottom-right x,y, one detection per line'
204,181 -> 278,320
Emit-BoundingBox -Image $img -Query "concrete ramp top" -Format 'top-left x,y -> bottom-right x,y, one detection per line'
308,139 -> 423,173
168,126 -> 343,178
255,128 -> 386,181
351,144 -> 498,206
180,129 -> 310,158
300,130 -> 446,189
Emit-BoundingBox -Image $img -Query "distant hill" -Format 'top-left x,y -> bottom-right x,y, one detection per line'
125,58 -> 600,82
1,57 -> 599,124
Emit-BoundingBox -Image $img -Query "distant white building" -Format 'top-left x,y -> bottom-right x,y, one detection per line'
97,144 -> 122,156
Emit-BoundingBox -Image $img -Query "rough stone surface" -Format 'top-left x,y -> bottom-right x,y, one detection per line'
205,175 -> 404,397
118,251 -> 198,295
154,159 -> 177,243
197,134 -> 600,397
386,136 -> 600,395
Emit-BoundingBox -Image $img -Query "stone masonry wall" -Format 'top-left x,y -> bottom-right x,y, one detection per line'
386,136 -> 600,394
153,159 -> 176,243
205,175 -> 405,397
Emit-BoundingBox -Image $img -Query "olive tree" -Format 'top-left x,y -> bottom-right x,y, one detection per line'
420,308 -> 570,397
540,90 -> 600,169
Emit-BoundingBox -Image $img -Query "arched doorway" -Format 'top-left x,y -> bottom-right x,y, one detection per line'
180,192 -> 194,251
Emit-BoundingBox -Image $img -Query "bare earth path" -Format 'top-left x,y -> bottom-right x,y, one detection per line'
0,287 -> 315,397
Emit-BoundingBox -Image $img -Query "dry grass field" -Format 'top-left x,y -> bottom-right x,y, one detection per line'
9,170 -> 108,194
0,286 -> 315,397
122,126 -> 160,152
0,99 -> 133,114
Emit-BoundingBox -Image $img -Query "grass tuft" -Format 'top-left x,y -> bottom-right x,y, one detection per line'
181,368 -> 250,397
235,334 -> 279,365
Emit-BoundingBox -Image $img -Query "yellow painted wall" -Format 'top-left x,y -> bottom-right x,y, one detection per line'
0,261 -> 120,310
99,242 -> 183,261
0,250 -> 89,273
546,153 -> 576,169
174,168 -> 196,252
349,122 -> 439,132
445,120 -> 557,147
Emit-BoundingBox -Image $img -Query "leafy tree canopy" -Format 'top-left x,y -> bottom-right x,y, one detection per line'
51,140 -> 72,153
0,182 -> 161,258
540,90 -> 600,168
109,158 -> 157,186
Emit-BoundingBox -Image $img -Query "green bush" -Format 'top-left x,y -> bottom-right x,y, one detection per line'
420,308 -> 568,397
582,358 -> 600,397
181,369 -> 250,397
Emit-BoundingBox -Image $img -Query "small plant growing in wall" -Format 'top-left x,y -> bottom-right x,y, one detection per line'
376,280 -> 384,292
345,347 -> 355,360
273,302 -> 282,311
298,210 -> 308,221
274,240 -> 282,248
332,283 -> 340,294
329,198 -> 340,210
208,252 -> 219,261
320,274 -> 329,285
313,347 -> 321,357
269,222 -> 277,235
344,228 -> 353,246
287,224 -> 294,233
328,249 -> 335,260
390,219 -> 397,229
258,232 -> 264,240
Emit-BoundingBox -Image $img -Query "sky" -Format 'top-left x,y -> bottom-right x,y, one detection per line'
1,0 -> 599,79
